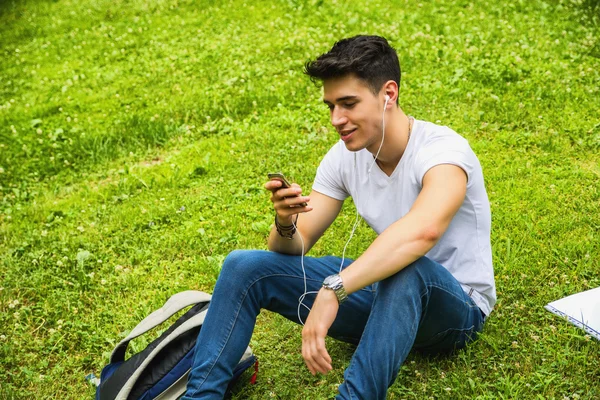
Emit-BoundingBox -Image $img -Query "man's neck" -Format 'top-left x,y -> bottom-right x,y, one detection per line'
368,109 -> 411,176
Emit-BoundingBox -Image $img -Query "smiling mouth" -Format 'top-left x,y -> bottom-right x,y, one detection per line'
339,128 -> 357,139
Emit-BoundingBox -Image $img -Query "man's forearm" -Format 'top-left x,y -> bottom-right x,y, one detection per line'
339,213 -> 440,294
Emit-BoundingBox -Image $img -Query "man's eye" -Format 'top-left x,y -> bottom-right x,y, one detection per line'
344,103 -> 356,108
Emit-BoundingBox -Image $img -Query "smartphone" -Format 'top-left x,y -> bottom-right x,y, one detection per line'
268,172 -> 308,207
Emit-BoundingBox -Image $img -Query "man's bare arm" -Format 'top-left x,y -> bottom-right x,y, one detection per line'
301,164 -> 468,375
339,164 -> 467,293
265,164 -> 466,269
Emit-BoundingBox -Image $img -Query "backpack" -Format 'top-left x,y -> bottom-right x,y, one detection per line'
96,290 -> 257,400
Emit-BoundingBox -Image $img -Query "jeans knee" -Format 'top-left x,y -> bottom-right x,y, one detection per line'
220,250 -> 270,282
404,256 -> 437,278
222,249 -> 254,275
382,257 -> 432,285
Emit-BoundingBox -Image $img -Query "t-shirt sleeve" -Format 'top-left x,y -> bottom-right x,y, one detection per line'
312,143 -> 350,201
414,134 -> 475,185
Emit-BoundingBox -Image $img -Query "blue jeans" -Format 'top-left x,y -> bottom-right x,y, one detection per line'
182,250 -> 485,400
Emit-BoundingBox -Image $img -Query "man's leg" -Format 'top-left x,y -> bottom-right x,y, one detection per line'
337,257 -> 485,400
183,250 -> 375,399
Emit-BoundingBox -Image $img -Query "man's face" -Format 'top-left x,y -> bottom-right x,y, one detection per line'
322,74 -> 384,153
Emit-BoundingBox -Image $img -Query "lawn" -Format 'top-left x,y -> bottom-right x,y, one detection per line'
1,0 -> 599,398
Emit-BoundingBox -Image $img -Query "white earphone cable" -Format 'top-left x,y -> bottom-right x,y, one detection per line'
368,96 -> 390,174
292,217 -> 319,325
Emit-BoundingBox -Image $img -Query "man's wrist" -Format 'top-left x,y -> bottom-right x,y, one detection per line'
275,214 -> 297,239
319,287 -> 339,303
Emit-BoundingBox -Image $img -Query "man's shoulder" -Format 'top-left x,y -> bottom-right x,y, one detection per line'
412,119 -> 471,156
415,119 -> 467,143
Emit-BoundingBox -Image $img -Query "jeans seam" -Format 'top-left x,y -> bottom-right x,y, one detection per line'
431,324 -> 476,338
348,382 -> 356,400
345,363 -> 357,400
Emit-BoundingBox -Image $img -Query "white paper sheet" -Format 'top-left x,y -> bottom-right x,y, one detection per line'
544,287 -> 600,340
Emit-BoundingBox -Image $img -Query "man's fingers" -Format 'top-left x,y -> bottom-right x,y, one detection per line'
301,342 -> 317,375
273,193 -> 312,215
265,180 -> 311,213
264,180 -> 282,191
317,337 -> 332,365
311,340 -> 332,373
302,334 -> 332,375
279,187 -> 303,199
264,180 -> 302,196
311,356 -> 331,374
282,196 -> 310,207
305,359 -> 317,376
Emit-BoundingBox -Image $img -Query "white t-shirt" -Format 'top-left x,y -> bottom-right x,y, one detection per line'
312,119 -> 496,316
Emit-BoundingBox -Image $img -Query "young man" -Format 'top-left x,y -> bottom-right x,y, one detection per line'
183,35 -> 495,399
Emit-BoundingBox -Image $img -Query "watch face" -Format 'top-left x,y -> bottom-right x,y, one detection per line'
324,274 -> 341,290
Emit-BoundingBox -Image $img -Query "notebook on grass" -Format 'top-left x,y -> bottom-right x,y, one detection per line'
544,287 -> 600,340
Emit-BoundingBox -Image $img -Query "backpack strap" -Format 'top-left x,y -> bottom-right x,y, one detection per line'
110,291 -> 212,363
114,307 -> 208,400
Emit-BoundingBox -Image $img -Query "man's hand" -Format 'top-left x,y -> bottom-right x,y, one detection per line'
264,179 -> 312,225
301,288 -> 339,375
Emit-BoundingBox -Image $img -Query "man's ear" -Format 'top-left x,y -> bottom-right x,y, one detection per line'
382,80 -> 399,105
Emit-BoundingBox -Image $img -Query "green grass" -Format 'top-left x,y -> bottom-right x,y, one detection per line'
1,0 -> 599,398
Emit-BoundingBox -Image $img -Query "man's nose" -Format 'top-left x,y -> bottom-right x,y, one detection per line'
331,107 -> 348,127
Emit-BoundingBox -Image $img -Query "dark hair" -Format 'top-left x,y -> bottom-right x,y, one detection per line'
304,35 -> 401,98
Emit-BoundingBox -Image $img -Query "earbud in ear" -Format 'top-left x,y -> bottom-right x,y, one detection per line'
385,94 -> 390,101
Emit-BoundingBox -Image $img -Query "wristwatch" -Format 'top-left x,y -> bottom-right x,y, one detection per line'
322,274 -> 348,304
